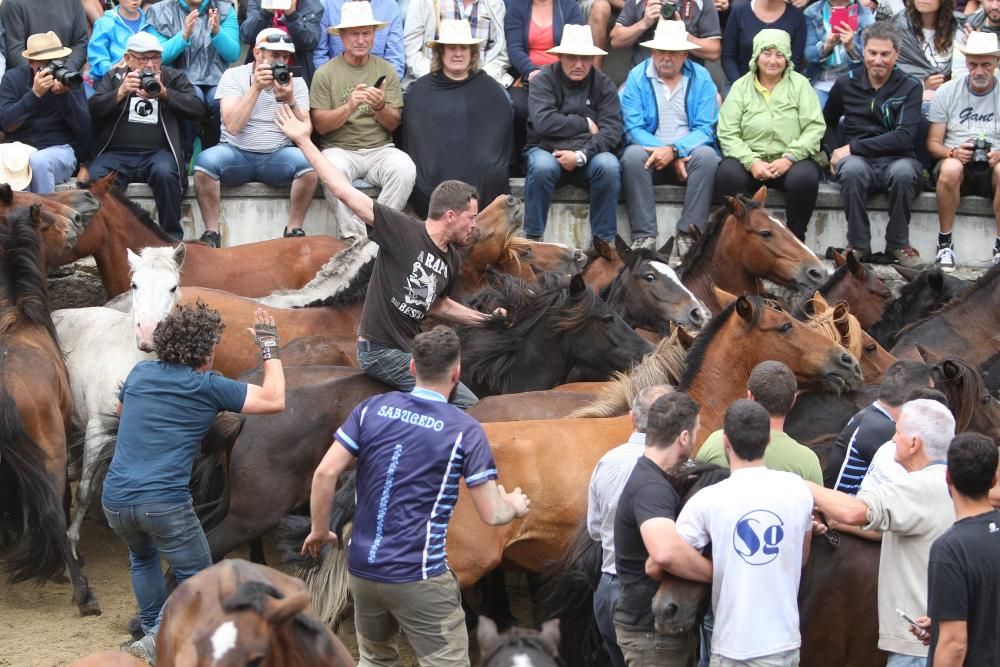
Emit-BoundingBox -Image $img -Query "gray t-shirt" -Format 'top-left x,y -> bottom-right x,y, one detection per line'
616,2 -> 721,67
927,75 -> 1000,149
216,62 -> 311,152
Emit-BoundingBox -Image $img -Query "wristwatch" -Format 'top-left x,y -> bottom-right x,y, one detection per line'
575,150 -> 587,167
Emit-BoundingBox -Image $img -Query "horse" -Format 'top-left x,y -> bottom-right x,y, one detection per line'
798,250 -> 892,330
458,273 -> 653,396
3,185 -> 100,263
477,616 -> 562,667
867,267 -> 970,348
54,245 -> 186,559
806,293 -> 896,383
156,559 -> 354,667
677,188 -> 826,313
467,390 -> 597,422
581,236 -> 627,293
0,204 -> 99,615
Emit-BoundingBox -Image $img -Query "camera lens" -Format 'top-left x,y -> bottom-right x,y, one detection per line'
139,70 -> 162,96
660,1 -> 678,18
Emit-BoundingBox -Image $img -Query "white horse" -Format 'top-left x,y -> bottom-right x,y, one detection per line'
55,244 -> 186,559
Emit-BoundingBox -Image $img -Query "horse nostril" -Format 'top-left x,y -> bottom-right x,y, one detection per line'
689,308 -> 704,326
664,603 -> 679,619
840,352 -> 856,368
807,267 -> 824,284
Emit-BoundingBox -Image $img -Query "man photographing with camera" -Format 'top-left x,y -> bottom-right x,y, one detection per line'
193,27 -> 317,246
608,0 -> 721,68
0,32 -> 89,193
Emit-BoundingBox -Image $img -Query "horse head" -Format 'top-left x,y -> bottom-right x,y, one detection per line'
477,616 -> 562,667
820,251 -> 893,330
4,189 -> 91,262
721,187 -> 826,296
466,194 -> 523,268
930,356 -> 1000,441
808,293 -> 896,383
127,244 -> 185,351
581,235 -> 626,292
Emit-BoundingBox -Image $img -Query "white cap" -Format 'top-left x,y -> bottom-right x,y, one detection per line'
125,32 -> 164,54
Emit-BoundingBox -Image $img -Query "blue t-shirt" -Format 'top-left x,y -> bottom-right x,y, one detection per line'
120,15 -> 142,33
102,361 -> 247,506
337,387 -> 498,584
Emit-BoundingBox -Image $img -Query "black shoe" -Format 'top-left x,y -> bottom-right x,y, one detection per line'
199,230 -> 221,248
283,227 -> 306,238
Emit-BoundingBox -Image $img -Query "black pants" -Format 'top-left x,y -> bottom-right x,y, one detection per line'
509,84 -> 529,176
714,156 -> 821,240
89,149 -> 184,239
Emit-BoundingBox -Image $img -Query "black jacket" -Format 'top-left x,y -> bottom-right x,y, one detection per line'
822,64 -> 922,159
0,64 -> 90,152
1,0 -> 89,72
90,66 -> 204,178
239,0 -> 324,85
526,62 -> 623,160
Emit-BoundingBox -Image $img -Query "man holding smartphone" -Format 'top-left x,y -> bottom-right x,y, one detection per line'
309,1 -> 414,240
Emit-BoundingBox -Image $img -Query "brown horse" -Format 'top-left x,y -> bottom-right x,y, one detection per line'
1,187 -> 93,267
807,293 -> 896,383
0,205 -> 99,615
802,250 -> 893,330
678,188 -> 826,313
467,390 -> 596,422
581,236 -> 627,293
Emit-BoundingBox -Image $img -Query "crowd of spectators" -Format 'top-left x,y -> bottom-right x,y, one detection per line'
0,0 -> 999,266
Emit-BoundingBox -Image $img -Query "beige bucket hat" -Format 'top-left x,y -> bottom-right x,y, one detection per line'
0,142 -> 38,192
960,31 -> 1000,56
547,24 -> 607,57
427,19 -> 486,47
21,32 -> 73,61
640,20 -> 701,51
327,2 -> 388,35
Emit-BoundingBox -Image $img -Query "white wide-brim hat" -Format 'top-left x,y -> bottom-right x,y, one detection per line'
328,2 -> 388,35
21,31 -> 73,60
960,31 -> 1000,56
547,24 -> 608,56
0,142 -> 38,192
427,19 -> 485,47
640,20 -> 701,51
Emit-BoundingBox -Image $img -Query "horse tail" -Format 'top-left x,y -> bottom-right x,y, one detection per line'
0,370 -> 73,583
536,519 -> 607,666
191,412 -> 244,530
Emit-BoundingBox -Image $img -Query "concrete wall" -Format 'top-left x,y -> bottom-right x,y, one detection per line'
116,178 -> 997,263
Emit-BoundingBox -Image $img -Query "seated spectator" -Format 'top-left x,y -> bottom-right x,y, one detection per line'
310,2 -> 414,239
0,32 -> 89,193
401,20 -> 512,218
609,0 -> 722,69
951,0 -> 1000,76
89,32 -> 204,240
619,21 -> 720,250
1,0 -> 88,73
721,0 -> 806,86
505,0 -> 583,164
240,0 -> 324,86
146,0 -> 241,153
314,0 -> 403,79
927,31 -> 1000,270
524,25 -> 622,242
804,0 -> 875,106
891,0 -> 961,105
402,0 -> 512,90
88,0 -> 158,84
823,21 -> 924,266
194,28 -> 317,247
715,29 -> 824,242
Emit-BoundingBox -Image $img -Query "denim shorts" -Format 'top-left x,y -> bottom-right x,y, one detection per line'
194,143 -> 313,186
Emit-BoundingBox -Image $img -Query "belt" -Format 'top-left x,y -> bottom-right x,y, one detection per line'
357,338 -> 391,353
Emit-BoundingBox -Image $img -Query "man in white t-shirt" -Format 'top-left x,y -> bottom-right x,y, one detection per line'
193,28 -> 318,246
673,399 -> 813,666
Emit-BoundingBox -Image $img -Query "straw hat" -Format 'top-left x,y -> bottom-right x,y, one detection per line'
0,143 -> 38,192
21,32 -> 73,61
960,31 -> 1000,56
327,2 -> 388,35
547,24 -> 608,57
426,19 -> 485,47
640,20 -> 701,51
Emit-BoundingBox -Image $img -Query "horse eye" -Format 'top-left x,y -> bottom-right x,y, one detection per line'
759,230 -> 773,239
643,273 -> 656,282
246,659 -> 263,667
865,344 -> 877,354
601,313 -> 615,323
130,283 -> 137,291
170,286 -> 178,293
780,322 -> 793,333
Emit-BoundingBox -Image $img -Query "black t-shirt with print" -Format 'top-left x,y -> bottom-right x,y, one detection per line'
358,203 -> 461,352
614,455 -> 681,632
927,509 -> 1000,666
106,94 -> 170,154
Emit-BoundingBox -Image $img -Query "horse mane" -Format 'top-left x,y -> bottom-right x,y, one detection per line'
256,239 -> 378,309
134,245 -> 185,274
108,186 -> 175,243
0,207 -> 58,342
222,580 -> 287,614
894,262 -> 999,338
568,331 -> 687,419
667,461 -> 731,504
932,358 -> 991,432
806,302 -> 864,359
678,297 -> 764,391
678,195 -> 762,276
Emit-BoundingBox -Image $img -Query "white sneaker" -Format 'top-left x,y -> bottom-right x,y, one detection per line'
127,633 -> 157,664
630,237 -> 656,251
935,244 -> 956,272
993,247 -> 999,267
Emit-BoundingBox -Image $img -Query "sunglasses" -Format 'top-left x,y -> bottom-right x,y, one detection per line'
258,33 -> 293,45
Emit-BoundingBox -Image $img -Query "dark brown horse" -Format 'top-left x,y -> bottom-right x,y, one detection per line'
477,616 -> 562,667
799,250 -> 892,330
678,188 -> 826,313
0,205 -> 99,615
868,267 -> 971,348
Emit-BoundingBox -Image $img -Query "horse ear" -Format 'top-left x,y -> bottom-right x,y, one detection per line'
832,250 -> 847,267
713,286 -> 738,309
539,618 -> 561,656
659,236 -> 675,258
845,250 -> 865,277
927,270 -> 945,293
28,203 -> 42,227
0,183 -> 12,204
893,265 -> 920,282
476,616 -> 500,654
751,186 -> 767,204
173,243 -> 187,269
724,195 -> 745,218
915,343 -> 941,366
127,248 -> 141,272
735,294 -> 755,320
614,235 -> 631,256
569,273 -> 587,296
940,359 -> 962,380
263,590 -> 310,625
811,291 -> 829,313
592,236 -> 613,261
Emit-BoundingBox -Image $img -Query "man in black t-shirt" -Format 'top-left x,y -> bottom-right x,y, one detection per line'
277,105 -> 503,408
613,392 -> 706,666
912,433 -> 1000,666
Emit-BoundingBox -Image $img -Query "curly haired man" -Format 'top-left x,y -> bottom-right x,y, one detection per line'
102,302 -> 286,663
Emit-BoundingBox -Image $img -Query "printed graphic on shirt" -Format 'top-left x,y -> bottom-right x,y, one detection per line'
393,250 -> 448,319
128,97 -> 159,124
733,509 -> 785,565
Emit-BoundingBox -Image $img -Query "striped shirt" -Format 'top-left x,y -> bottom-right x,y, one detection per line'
828,402 -> 896,495
647,60 -> 690,146
337,387 -> 497,583
215,62 -> 311,153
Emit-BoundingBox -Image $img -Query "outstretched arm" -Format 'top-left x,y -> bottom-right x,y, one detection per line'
429,296 -> 505,326
276,104 -> 374,226
301,441 -> 355,557
468,480 -> 530,526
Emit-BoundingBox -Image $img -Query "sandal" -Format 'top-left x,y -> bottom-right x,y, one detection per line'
283,227 -> 306,238
199,230 -> 221,248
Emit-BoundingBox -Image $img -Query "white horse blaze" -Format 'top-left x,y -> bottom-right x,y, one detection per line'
511,654 -> 535,667
211,620 -> 238,660
648,260 -> 705,308
768,215 -> 815,255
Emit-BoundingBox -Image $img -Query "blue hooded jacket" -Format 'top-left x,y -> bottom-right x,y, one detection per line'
146,0 -> 241,86
88,7 -> 157,80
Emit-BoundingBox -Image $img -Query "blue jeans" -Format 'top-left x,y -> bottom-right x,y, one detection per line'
885,653 -> 927,667
594,573 -> 627,667
89,149 -> 184,238
194,143 -> 314,186
183,84 -> 220,158
27,144 -> 76,193
102,500 -> 212,636
357,342 -> 478,409
523,147 -> 620,241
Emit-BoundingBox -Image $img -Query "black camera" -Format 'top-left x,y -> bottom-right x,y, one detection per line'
44,59 -> 82,88
660,0 -> 679,18
271,63 -> 292,85
971,136 -> 992,169
139,69 -> 162,96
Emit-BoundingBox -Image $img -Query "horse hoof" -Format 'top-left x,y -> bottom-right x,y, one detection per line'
77,593 -> 101,617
